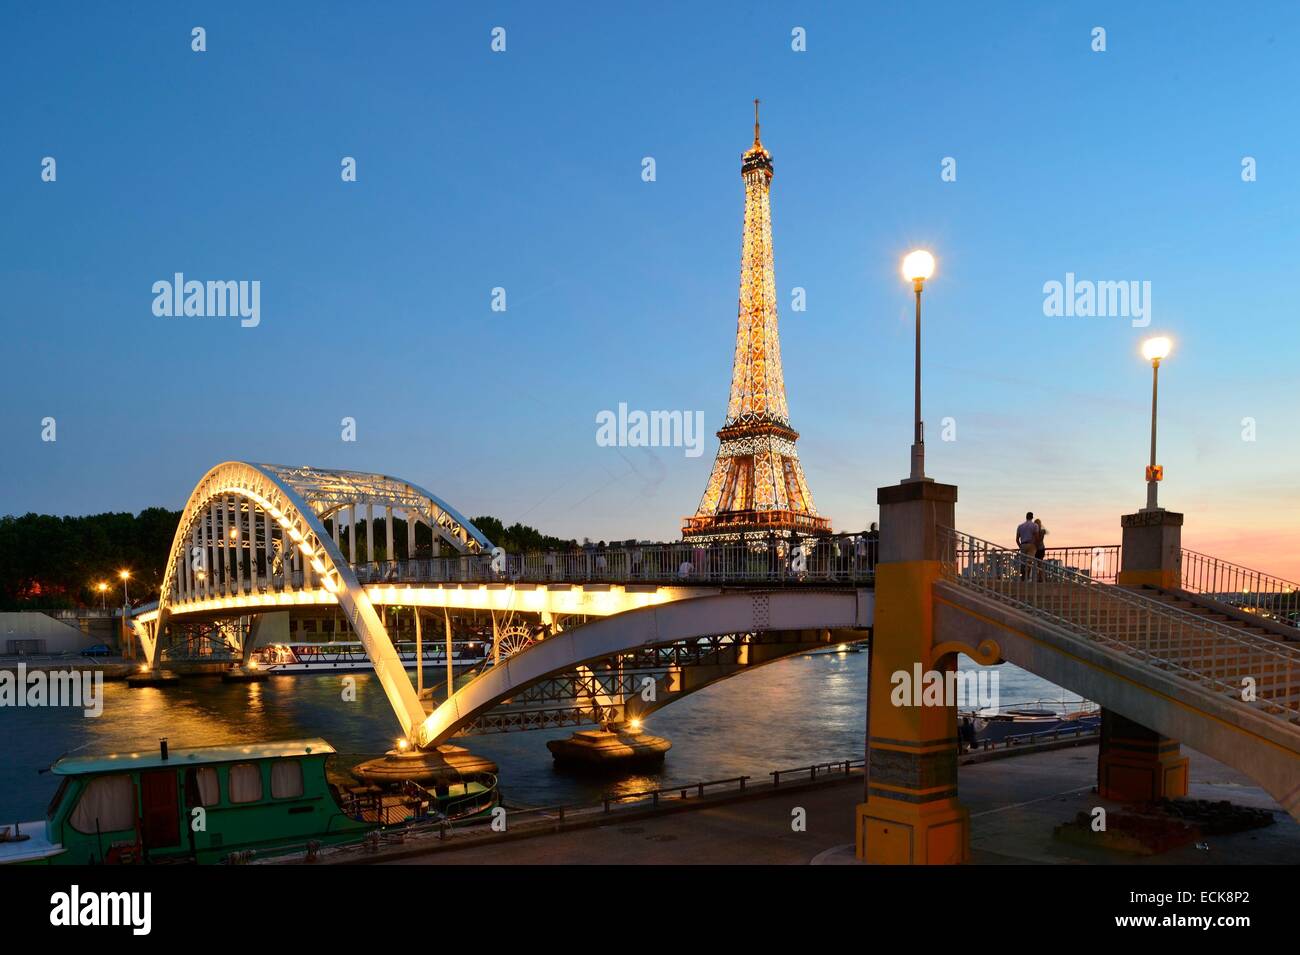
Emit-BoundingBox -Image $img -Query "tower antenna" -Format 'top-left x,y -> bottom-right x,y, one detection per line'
753,97 -> 761,145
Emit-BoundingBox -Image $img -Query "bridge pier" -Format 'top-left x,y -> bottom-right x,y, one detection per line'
1100,508 -> 1190,802
547,726 -> 672,768
857,480 -> 969,865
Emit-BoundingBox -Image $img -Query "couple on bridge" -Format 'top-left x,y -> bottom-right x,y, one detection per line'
1015,512 -> 1048,579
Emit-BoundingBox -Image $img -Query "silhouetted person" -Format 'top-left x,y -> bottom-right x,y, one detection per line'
1033,518 -> 1047,581
1016,511 -> 1037,580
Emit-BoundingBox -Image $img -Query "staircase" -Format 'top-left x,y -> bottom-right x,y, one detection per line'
1133,586 -> 1299,646
1178,549 -> 1300,634
939,529 -> 1300,725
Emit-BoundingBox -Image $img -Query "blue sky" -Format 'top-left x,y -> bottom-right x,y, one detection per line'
2,2 -> 1298,574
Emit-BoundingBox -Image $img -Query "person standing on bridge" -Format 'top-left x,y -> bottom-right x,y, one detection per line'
1033,518 -> 1048,581
1016,512 -> 1038,580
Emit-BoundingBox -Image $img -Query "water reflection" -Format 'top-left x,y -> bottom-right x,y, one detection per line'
1,654 -> 1070,818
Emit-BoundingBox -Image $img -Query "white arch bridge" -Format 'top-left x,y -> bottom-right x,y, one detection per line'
132,462 -> 876,750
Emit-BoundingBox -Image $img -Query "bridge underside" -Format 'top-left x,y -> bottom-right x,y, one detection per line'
139,581 -> 717,628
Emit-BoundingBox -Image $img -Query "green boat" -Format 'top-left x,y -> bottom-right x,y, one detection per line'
0,738 -> 498,865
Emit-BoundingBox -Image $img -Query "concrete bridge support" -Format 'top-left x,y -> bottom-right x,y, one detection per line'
1101,508 -> 1189,801
857,480 -> 969,865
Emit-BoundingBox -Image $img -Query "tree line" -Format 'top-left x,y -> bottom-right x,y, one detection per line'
0,509 -> 181,610
0,509 -> 573,610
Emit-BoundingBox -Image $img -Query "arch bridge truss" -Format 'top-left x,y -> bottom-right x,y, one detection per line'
139,462 -> 491,740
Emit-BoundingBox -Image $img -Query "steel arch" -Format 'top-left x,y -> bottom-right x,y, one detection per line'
257,464 -> 491,554
148,461 -> 490,740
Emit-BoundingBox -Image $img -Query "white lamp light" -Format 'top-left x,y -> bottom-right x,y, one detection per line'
902,249 -> 936,283
1141,336 -> 1172,363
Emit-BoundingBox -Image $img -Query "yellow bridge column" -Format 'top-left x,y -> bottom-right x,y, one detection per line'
857,480 -> 969,865
1101,507 -> 1190,802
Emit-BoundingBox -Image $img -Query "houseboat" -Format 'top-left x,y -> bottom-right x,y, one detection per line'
0,738 -> 497,865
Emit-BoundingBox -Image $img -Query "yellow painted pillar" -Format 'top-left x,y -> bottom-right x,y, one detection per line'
1104,507 -> 1189,801
857,480 -> 969,865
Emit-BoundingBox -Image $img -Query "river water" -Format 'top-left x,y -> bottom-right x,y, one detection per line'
1,655 -> 1073,819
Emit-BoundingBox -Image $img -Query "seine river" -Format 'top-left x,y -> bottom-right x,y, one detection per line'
1,654 -> 1072,819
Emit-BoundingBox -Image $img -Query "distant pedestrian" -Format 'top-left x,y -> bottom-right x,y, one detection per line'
1015,512 -> 1037,580
1033,518 -> 1047,581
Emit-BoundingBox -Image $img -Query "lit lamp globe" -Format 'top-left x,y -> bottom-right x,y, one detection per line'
1141,336 -> 1172,363
902,250 -> 936,284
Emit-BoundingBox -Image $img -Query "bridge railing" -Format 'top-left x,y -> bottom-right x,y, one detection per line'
1042,545 -> 1121,584
1180,549 -> 1300,627
939,527 -> 1299,721
349,533 -> 879,586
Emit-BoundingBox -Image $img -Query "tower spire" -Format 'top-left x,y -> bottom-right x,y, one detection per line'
682,106 -> 831,542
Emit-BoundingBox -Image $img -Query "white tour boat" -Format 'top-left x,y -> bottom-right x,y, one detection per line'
252,641 -> 487,674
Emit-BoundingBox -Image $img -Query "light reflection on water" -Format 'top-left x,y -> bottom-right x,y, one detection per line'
0,653 -> 1073,817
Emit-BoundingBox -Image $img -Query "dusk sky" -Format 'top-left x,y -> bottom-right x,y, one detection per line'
3,2 -> 1298,577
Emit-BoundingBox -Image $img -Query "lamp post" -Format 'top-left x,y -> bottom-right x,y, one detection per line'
901,249 -> 936,481
96,581 -> 108,610
119,570 -> 131,658
1140,336 -> 1172,511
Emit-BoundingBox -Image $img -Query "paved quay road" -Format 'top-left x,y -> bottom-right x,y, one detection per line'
385,745 -> 1300,865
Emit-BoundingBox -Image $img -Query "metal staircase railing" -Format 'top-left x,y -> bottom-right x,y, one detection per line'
1180,549 -> 1300,627
938,527 -> 1300,723
1041,545 -> 1121,584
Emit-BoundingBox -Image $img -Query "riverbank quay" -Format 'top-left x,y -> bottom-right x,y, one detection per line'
0,657 -> 233,680
262,740 -> 1297,866
0,657 -> 134,679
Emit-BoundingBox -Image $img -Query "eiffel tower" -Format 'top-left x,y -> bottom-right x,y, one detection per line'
682,102 -> 831,542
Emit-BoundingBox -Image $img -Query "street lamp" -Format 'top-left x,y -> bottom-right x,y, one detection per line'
902,249 -> 936,480
96,581 -> 108,610
1140,336 -> 1172,510
119,570 -> 132,659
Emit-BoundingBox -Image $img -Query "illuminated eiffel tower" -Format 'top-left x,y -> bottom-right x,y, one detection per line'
682,102 -> 831,542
